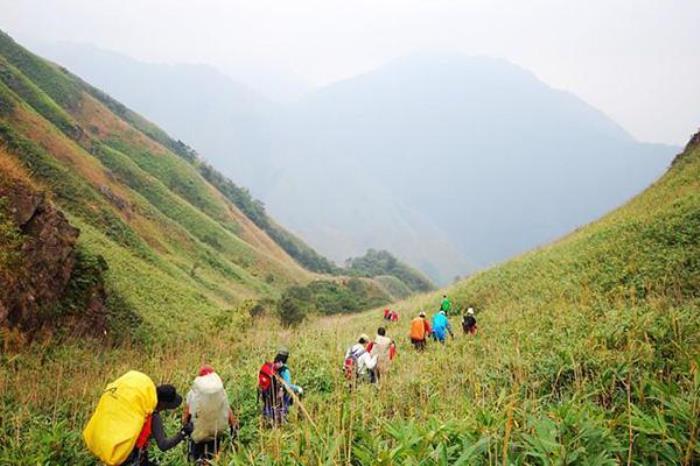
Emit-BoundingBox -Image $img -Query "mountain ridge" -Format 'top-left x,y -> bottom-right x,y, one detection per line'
26,42 -> 679,285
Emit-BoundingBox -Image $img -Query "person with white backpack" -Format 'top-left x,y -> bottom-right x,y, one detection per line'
343,334 -> 378,387
182,365 -> 237,464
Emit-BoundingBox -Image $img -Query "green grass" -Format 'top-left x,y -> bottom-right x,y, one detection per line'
2,136 -> 698,464
0,29 -> 327,343
102,139 -> 242,236
0,31 -> 83,110
1,28 -> 698,465
0,57 -> 79,138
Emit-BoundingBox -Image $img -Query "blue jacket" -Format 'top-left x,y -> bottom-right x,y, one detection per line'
432,312 -> 452,339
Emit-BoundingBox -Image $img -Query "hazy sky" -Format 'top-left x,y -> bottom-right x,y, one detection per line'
2,0 -> 699,144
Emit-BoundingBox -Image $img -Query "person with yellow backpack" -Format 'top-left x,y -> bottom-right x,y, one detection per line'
83,370 -> 192,466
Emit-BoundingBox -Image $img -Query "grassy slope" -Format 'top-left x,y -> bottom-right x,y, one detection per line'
0,31 -> 322,339
2,128 -> 697,465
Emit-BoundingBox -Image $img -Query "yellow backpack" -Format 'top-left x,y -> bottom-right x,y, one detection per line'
83,370 -> 157,466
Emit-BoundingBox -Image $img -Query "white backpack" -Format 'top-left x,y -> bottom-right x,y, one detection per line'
189,373 -> 230,442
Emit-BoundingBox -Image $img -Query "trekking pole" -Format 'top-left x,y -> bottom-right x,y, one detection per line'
273,373 -> 319,434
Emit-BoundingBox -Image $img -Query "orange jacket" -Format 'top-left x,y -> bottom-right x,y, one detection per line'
409,317 -> 431,340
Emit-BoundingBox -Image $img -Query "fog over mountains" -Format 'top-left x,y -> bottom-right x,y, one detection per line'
34,43 -> 677,284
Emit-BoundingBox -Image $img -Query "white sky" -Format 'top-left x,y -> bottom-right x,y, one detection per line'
1,0 -> 699,145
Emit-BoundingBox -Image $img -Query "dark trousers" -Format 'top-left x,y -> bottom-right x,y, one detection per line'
411,338 -> 426,351
189,438 -> 220,462
121,448 -> 156,466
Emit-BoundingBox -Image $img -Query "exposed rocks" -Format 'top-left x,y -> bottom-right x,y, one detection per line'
0,175 -> 107,337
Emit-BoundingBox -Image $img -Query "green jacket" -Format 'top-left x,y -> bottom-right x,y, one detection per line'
440,298 -> 452,312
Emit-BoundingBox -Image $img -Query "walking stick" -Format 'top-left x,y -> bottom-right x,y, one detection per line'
273,373 -> 319,434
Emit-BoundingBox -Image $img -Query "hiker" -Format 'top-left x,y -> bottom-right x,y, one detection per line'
440,294 -> 452,315
389,310 -> 399,322
344,334 -> 378,386
383,308 -> 391,320
84,371 -> 192,466
431,310 -> 454,344
123,384 -> 192,466
462,308 -> 478,335
409,312 -> 431,350
182,365 -> 238,464
370,327 -> 396,381
258,347 -> 303,426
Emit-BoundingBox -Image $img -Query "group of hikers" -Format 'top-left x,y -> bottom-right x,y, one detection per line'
82,296 -> 477,465
407,295 -> 478,350
343,295 -> 478,386
83,348 -> 304,466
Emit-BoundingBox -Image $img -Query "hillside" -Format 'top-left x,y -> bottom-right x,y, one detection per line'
1,103 -> 697,465
32,45 -> 679,284
0,30 -> 334,340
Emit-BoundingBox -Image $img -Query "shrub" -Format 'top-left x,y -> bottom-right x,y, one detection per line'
277,286 -> 312,327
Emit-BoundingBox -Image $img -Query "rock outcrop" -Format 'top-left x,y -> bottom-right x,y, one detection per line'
0,172 -> 107,336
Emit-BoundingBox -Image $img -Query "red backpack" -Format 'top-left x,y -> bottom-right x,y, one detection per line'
258,362 -> 276,393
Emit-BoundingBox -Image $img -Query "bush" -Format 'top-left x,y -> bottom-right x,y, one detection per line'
345,248 -> 435,292
277,288 -> 309,327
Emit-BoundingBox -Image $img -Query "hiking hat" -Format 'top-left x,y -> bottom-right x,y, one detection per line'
275,346 -> 290,363
419,311 -> 426,318
467,308 -> 475,315
358,333 -> 370,343
156,384 -> 183,410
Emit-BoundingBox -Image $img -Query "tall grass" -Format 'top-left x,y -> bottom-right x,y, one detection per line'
1,28 -> 699,465
5,133 -> 699,464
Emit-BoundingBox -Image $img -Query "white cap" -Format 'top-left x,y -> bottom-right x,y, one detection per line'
467,308 -> 474,315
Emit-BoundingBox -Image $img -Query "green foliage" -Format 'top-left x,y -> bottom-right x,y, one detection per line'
0,80 -> 15,117
104,140 -> 239,234
346,248 -> 435,292
82,82 -> 198,163
0,124 -> 155,260
199,162 -> 339,274
92,143 -> 255,283
0,59 -> 79,138
276,277 -> 393,324
0,198 -> 23,285
277,286 -> 312,327
373,274 -> 414,299
0,30 -> 82,110
48,247 -> 107,318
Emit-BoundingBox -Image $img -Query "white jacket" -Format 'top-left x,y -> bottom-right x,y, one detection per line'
346,343 -> 377,375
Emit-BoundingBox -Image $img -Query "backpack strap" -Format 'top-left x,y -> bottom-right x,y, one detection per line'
135,414 -> 153,449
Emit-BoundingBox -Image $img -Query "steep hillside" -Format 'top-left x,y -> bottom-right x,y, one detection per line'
0,30 -> 327,340
1,118 -> 696,464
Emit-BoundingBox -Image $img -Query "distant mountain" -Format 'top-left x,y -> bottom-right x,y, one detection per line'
35,45 -> 678,284
269,54 -> 677,279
